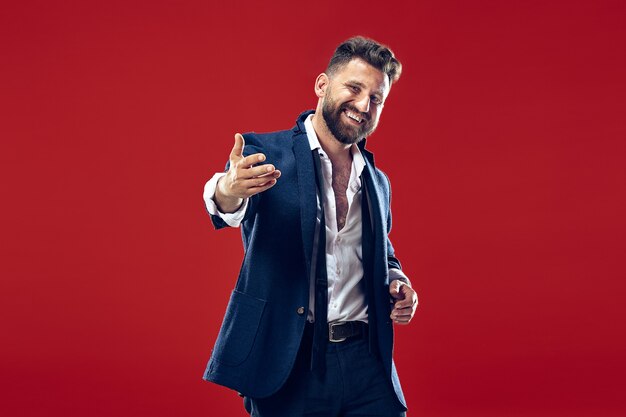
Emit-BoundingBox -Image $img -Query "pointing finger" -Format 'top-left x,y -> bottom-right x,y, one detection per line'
239,153 -> 267,168
245,164 -> 277,178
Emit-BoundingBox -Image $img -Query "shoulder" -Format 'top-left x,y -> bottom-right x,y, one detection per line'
374,166 -> 392,201
239,110 -> 312,152
374,166 -> 391,186
365,159 -> 392,194
240,129 -> 295,151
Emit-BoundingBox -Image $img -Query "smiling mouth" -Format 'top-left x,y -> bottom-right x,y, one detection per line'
343,109 -> 365,124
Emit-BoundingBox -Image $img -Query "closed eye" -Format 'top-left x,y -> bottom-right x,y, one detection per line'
348,84 -> 361,94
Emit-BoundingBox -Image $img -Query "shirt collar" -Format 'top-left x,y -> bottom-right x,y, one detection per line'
303,114 -> 366,175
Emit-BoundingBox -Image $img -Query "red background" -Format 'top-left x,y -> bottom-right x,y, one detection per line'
2,1 -> 625,416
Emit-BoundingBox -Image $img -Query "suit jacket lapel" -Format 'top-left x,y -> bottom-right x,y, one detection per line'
293,130 -> 317,279
361,149 -> 386,252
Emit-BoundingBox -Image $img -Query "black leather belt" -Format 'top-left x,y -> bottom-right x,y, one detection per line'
328,321 -> 367,343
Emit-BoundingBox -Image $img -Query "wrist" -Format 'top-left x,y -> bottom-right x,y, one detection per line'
215,177 -> 243,213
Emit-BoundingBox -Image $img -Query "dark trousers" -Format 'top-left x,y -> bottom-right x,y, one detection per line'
244,324 -> 406,417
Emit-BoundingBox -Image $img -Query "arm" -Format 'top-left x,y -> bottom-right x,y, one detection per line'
203,172 -> 249,228
382,173 -> 418,325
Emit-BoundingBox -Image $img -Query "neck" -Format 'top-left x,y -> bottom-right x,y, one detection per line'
311,112 -> 352,163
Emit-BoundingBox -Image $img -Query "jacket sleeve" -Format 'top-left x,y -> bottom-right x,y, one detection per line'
383,172 -> 411,286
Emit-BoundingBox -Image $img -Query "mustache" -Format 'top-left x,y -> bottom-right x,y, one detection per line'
340,104 -> 370,122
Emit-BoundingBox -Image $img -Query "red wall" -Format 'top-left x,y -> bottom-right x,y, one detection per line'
2,1 -> 625,416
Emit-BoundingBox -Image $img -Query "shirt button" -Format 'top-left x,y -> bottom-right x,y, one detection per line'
296,307 -> 305,316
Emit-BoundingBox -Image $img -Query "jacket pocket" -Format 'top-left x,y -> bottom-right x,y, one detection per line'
212,290 -> 266,366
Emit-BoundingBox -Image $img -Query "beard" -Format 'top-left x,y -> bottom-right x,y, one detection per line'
321,91 -> 376,145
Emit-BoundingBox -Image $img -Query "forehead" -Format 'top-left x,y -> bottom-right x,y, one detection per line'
330,58 -> 390,95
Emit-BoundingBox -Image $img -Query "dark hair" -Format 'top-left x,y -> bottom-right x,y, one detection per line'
326,36 -> 402,84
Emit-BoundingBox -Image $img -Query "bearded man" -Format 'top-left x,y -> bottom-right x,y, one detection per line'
202,36 -> 418,417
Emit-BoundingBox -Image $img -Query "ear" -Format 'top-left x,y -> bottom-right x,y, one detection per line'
314,73 -> 329,98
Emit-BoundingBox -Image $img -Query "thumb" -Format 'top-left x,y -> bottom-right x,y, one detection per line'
230,133 -> 245,160
389,280 -> 402,299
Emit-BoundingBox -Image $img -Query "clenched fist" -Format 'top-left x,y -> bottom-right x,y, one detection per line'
389,279 -> 418,325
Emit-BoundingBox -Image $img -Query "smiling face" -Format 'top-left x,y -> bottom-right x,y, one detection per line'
319,58 -> 391,145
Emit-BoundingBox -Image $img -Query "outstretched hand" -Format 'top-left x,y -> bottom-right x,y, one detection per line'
389,280 -> 418,325
215,133 -> 281,213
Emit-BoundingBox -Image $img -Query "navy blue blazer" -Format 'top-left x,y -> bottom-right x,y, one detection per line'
203,111 -> 406,407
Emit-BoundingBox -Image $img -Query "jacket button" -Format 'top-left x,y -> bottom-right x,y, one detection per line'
296,307 -> 305,315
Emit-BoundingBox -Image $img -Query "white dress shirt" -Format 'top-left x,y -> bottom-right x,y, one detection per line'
203,114 -> 408,323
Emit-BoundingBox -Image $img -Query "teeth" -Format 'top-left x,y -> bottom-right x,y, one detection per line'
345,110 -> 361,122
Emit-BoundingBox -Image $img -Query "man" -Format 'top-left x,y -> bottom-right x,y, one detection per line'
202,36 -> 418,417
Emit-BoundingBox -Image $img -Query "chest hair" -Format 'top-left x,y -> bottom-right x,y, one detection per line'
331,161 -> 352,231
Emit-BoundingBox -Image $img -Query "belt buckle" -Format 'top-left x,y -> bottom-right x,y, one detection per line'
328,322 -> 347,343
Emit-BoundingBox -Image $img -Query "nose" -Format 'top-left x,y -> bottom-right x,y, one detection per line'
354,95 -> 370,114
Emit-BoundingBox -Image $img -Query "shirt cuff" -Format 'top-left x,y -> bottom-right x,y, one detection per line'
203,172 -> 248,227
389,268 -> 411,287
